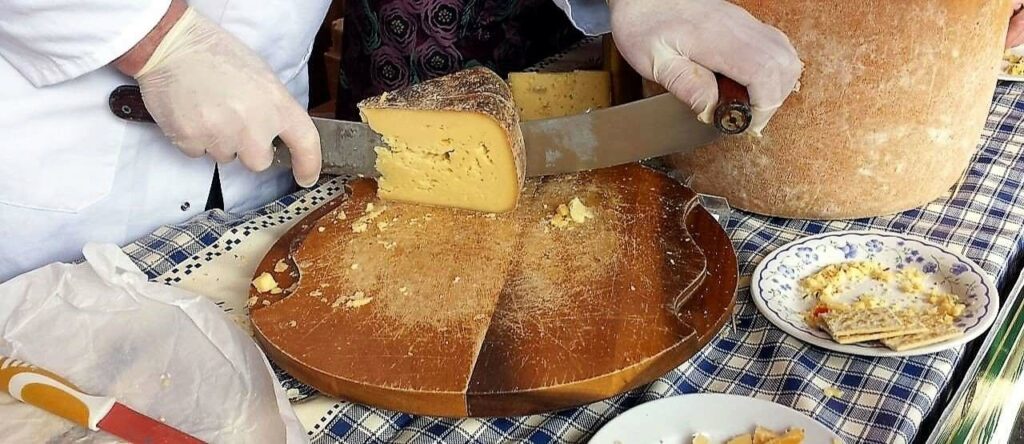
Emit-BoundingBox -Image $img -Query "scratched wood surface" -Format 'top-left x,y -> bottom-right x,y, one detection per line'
249,164 -> 738,417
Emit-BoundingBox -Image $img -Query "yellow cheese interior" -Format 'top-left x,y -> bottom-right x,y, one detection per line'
508,70 -> 611,121
362,108 -> 519,213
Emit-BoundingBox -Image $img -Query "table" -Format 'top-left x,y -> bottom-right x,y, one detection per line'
121,81 -> 1024,444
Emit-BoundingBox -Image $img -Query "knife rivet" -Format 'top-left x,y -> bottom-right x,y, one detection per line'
121,105 -> 132,115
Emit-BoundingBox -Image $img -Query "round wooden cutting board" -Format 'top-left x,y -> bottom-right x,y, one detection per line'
248,164 -> 737,417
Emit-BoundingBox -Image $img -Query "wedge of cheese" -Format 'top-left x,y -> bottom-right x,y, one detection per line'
507,70 -> 611,121
358,67 -> 525,213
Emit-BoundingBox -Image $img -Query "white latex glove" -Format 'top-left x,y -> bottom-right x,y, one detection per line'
1009,0 -> 1024,48
132,7 -> 321,187
609,0 -> 802,135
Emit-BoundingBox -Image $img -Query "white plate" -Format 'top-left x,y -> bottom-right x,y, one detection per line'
999,45 -> 1024,82
751,230 -> 999,357
590,393 -> 841,444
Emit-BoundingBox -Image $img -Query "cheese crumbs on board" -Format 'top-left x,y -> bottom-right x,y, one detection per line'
548,197 -> 595,229
351,203 -> 388,233
251,272 -> 279,293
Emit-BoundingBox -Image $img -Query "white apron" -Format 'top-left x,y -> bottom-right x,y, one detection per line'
0,0 -> 331,282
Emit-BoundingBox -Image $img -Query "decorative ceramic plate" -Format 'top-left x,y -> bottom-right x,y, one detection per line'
999,45 -> 1024,82
751,231 -> 999,357
589,393 -> 842,444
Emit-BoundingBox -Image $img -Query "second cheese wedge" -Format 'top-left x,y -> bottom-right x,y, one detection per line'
508,70 -> 611,121
358,67 -> 525,213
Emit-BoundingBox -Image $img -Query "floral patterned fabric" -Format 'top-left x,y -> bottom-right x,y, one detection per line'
337,0 -> 584,120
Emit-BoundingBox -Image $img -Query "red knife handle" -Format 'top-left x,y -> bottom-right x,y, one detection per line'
0,355 -> 205,444
109,85 -> 154,123
98,402 -> 206,444
713,74 -> 751,135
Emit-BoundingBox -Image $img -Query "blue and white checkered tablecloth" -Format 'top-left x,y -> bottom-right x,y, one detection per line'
122,83 -> 1024,444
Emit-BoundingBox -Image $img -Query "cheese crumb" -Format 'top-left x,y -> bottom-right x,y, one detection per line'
927,291 -> 966,318
1005,51 -> 1024,75
691,433 -> 711,444
273,259 -> 289,273
568,197 -> 594,223
346,297 -> 374,308
251,272 -> 279,293
898,267 -> 927,293
287,320 -> 297,328
824,386 -> 844,398
318,226 -> 326,233
351,203 -> 388,232
800,261 -> 889,304
269,287 -> 283,295
247,296 -> 258,307
351,263 -> 360,270
548,197 -> 595,229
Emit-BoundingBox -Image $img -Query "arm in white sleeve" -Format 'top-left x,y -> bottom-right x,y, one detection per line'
0,0 -> 171,87
550,0 -> 610,36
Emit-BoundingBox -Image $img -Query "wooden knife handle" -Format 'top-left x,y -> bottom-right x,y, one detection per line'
109,85 -> 291,155
713,74 -> 751,135
109,85 -> 154,123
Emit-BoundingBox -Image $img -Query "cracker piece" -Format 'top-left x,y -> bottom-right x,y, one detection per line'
820,307 -> 904,337
881,323 -> 965,351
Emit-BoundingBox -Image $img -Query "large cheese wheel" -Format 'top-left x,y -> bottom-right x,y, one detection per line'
671,1 -> 1011,219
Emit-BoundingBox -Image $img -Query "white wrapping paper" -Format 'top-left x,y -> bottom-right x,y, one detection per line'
0,243 -> 307,443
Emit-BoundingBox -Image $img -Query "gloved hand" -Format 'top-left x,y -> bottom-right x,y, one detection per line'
609,0 -> 802,135
1008,0 -> 1024,48
122,6 -> 321,187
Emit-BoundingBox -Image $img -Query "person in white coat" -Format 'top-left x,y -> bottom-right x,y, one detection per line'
0,0 -> 804,282
0,0 -> 332,282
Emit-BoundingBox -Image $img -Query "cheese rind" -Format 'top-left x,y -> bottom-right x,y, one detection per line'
508,71 -> 612,121
358,67 -> 525,213
670,1 -> 1007,219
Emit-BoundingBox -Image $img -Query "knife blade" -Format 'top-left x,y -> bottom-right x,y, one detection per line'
109,76 -> 749,178
0,354 -> 205,443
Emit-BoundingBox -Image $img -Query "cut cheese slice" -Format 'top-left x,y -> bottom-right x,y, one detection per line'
358,67 -> 525,213
508,70 -> 611,121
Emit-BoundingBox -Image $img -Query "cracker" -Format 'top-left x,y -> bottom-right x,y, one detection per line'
831,327 -> 929,345
881,323 -> 965,351
820,307 -> 904,337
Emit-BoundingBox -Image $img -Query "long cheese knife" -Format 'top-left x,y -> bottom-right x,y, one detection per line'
108,75 -> 750,178
0,354 -> 205,443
